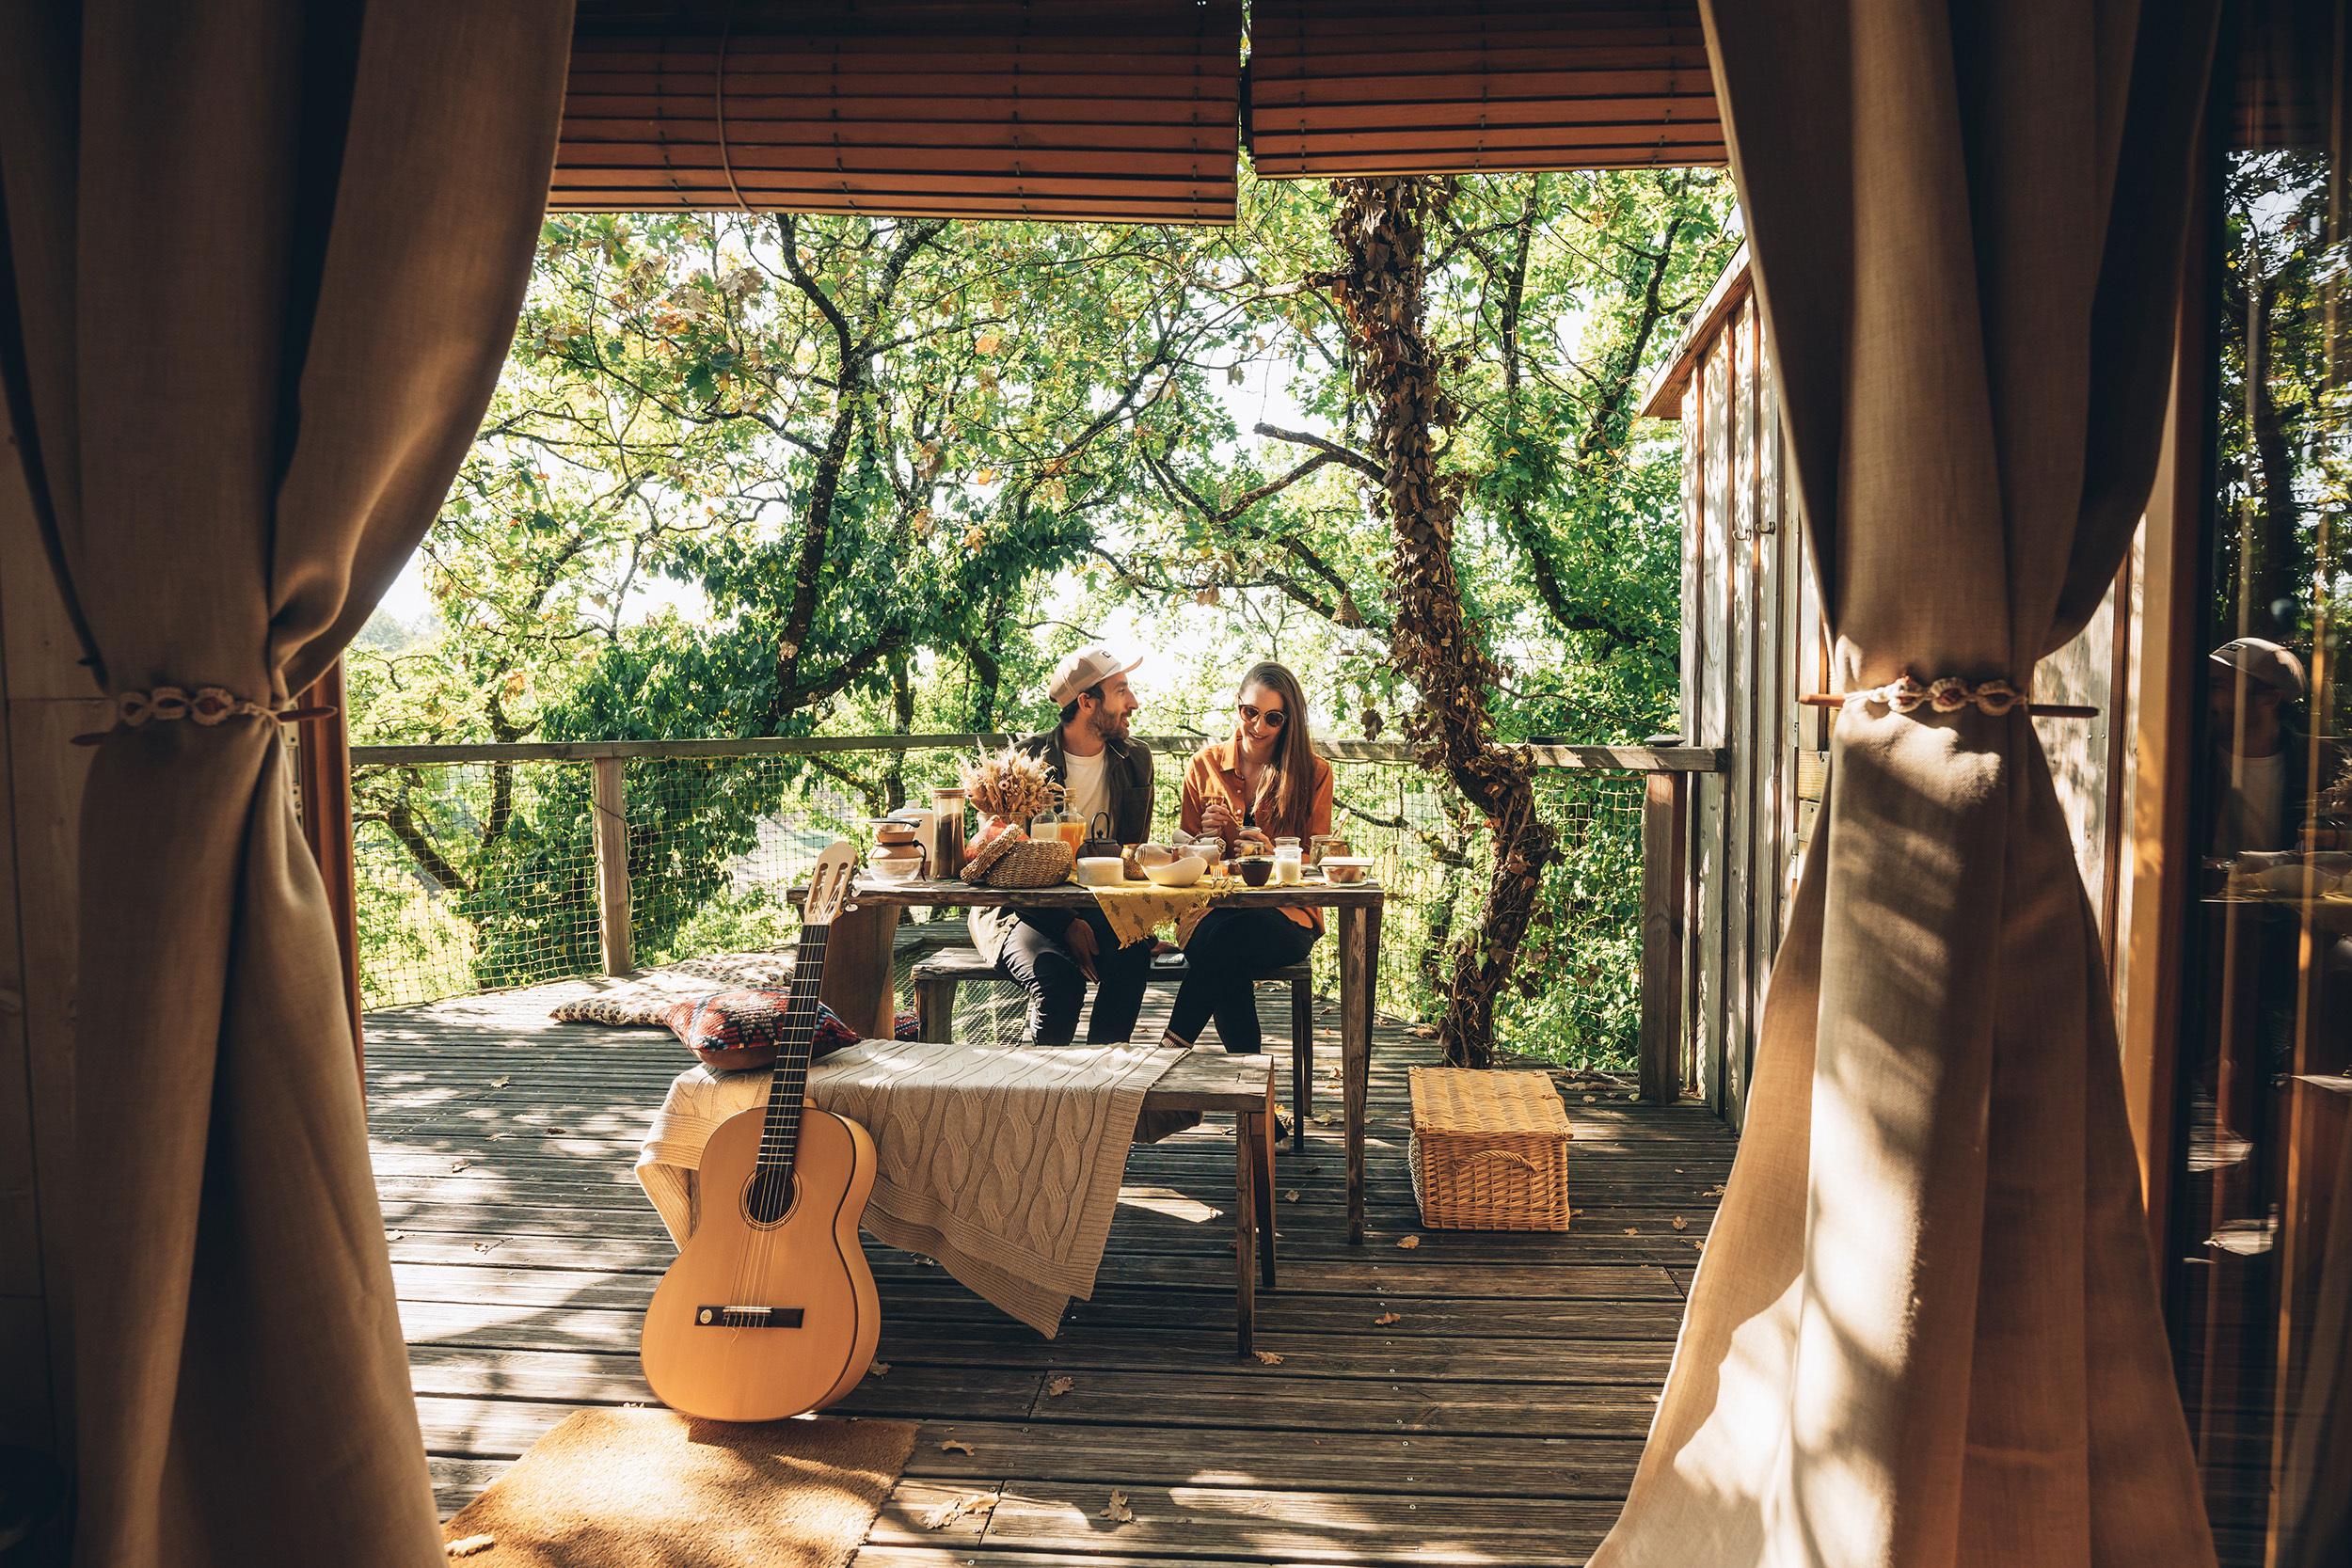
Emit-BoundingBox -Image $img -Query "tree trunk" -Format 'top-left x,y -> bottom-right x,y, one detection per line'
1327,176 -> 1557,1069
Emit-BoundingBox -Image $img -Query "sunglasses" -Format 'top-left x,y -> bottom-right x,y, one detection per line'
1236,702 -> 1286,730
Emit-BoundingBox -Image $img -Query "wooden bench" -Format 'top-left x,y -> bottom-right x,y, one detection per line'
912,946 -> 1318,1148
1142,1049 -> 1278,1353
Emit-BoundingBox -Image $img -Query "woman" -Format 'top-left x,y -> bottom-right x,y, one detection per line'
1167,661 -> 1334,1053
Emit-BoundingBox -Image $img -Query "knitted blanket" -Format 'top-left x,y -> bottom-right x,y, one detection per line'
637,1039 -> 1180,1337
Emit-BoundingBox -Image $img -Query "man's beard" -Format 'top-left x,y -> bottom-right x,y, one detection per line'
1091,706 -> 1131,743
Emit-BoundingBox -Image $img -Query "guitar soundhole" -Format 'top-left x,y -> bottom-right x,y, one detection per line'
742,1166 -> 799,1227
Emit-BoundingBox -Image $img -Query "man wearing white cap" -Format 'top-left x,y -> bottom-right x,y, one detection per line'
2207,636 -> 2313,856
969,646 -> 1158,1044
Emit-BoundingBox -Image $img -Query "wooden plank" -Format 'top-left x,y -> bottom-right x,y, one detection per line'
1692,328 -> 1731,1119
1339,900 -> 1379,1244
1748,303 -> 1787,1048
590,755 -> 632,976
352,734 -> 1725,772
1719,299 -> 1758,1132
1638,770 -> 1687,1103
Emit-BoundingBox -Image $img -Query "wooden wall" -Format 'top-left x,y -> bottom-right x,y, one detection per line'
1,404 -> 95,1454
1646,251 -> 2135,1132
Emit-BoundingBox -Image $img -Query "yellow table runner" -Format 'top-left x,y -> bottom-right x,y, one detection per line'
1088,879 -> 1219,947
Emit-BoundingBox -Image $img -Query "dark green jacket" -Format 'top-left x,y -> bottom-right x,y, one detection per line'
970,726 -> 1155,962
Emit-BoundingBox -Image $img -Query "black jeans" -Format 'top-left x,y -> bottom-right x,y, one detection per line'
995,909 -> 1153,1045
1168,907 -> 1319,1053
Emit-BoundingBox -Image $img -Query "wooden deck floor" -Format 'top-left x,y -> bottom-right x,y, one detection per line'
367,976 -> 1733,1567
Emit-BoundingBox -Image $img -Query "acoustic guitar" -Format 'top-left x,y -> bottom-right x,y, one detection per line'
640,842 -> 882,1420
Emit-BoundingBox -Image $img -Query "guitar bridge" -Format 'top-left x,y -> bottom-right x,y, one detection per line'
693,1305 -> 806,1329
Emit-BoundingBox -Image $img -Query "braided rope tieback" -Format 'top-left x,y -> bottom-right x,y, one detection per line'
72,684 -> 337,746
117,685 -> 277,728
1842,673 -> 2029,718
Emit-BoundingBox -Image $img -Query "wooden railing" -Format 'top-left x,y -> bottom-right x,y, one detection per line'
346,733 -> 1724,1100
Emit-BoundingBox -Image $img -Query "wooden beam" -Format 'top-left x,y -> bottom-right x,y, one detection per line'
590,757 -> 634,977
1638,769 -> 1688,1102
294,659 -> 363,1080
351,734 -> 1727,773
2116,145 -> 2212,1274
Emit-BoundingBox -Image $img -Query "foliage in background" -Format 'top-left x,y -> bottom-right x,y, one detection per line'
351,166 -> 1739,1065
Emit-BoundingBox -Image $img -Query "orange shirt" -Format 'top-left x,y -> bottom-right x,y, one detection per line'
1179,736 -> 1334,932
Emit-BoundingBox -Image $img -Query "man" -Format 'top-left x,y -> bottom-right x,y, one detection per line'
971,646 -> 1158,1044
2208,635 -> 2315,856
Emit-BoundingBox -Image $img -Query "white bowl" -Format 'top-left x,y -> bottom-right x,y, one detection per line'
1143,854 -> 1205,888
1320,855 -> 1374,884
1074,856 -> 1128,888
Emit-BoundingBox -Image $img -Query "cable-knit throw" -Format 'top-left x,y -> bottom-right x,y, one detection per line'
638,1039 -> 1181,1337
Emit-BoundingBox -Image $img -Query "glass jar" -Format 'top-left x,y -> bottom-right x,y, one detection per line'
930,786 -> 968,870
1273,840 -> 1304,886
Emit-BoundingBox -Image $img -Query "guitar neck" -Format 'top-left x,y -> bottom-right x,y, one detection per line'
755,922 -> 832,1178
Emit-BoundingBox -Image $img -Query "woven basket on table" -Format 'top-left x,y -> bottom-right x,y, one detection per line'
1406,1067 -> 1572,1231
963,826 -> 1074,888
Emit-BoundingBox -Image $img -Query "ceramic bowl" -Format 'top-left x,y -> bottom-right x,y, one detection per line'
1233,855 -> 1274,887
1321,856 -> 1373,884
1074,856 -> 1128,888
1143,854 -> 1206,888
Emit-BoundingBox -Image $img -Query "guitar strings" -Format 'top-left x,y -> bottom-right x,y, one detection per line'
727,860 -> 843,1331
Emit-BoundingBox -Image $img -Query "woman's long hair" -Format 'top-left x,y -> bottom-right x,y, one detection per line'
1236,660 -> 1315,835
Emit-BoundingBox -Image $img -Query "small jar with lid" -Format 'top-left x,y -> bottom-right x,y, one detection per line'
1272,837 -> 1304,886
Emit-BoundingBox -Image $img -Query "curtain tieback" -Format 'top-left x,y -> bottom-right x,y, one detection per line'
1797,673 -> 2100,721
72,684 -> 338,746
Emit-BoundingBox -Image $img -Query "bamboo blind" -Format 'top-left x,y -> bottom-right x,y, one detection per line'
1246,0 -> 1724,177
556,0 -> 1243,223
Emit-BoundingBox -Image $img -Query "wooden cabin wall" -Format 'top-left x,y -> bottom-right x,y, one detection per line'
0,409 -> 93,1454
1669,287 -> 2128,1133
1677,287 -> 1814,1133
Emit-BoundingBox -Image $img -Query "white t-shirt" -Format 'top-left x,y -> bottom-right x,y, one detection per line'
1062,747 -> 1111,832
2227,749 -> 2288,853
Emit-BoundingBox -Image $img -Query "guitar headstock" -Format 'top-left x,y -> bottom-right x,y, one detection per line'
802,841 -> 861,928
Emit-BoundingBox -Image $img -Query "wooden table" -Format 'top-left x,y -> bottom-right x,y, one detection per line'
807,876 -> 1388,1243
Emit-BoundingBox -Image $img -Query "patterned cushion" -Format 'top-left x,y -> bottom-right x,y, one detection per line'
549,951 -> 803,1026
661,991 -> 921,1072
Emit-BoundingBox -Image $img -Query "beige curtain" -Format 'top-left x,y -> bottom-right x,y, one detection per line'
1594,5 -> 2222,1566
0,5 -> 571,1565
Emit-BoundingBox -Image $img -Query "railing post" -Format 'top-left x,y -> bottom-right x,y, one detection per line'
1639,767 -> 1690,1103
591,755 -> 634,975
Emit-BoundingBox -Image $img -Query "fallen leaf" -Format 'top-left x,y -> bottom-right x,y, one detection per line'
1101,1489 -> 1135,1525
921,1493 -> 997,1530
542,1127 -> 570,1137
472,1240 -> 503,1255
446,1535 -> 495,1558
1374,1311 -> 1402,1326
938,1439 -> 976,1455
1045,1374 -> 1074,1397
1671,1216 -> 1689,1231
386,1229 -> 405,1241
1284,1189 -> 1301,1203
1703,1186 -> 1724,1197
449,1160 -> 469,1174
487,1076 -> 511,1089
1624,1227 -> 1640,1235
1251,1350 -> 1285,1366
1397,1235 -> 1422,1250
1581,1094 -> 1597,1103
866,1362 -> 891,1379
486,1132 -> 508,1141
1406,1023 -> 1439,1039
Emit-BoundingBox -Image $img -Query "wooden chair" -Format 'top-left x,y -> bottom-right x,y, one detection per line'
910,946 -> 1318,1147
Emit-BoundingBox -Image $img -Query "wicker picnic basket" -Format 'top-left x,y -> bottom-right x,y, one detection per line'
963,823 -> 1075,888
1406,1067 -> 1572,1231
